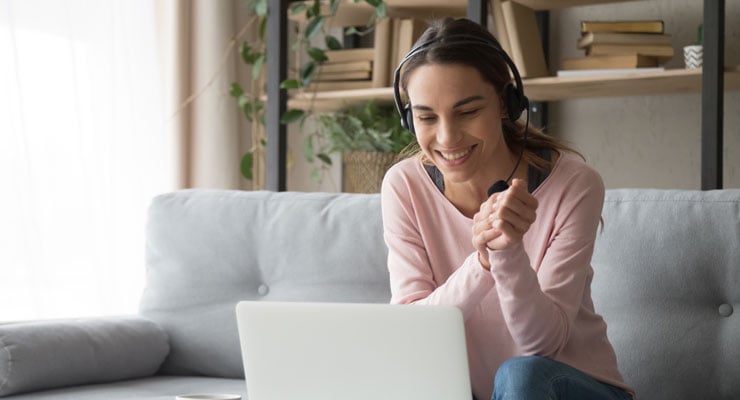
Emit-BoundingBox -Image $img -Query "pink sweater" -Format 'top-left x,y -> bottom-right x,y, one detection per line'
380,153 -> 633,400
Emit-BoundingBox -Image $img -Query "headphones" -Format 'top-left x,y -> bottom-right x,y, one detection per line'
392,34 -> 529,135
392,33 -> 530,195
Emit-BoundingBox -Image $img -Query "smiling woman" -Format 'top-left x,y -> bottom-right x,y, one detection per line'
0,0 -> 170,321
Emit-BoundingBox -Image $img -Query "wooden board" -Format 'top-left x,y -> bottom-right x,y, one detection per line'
284,66 -> 740,110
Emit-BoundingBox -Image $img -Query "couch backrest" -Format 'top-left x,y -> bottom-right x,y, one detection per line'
139,188 -> 740,400
592,189 -> 740,400
138,190 -> 390,378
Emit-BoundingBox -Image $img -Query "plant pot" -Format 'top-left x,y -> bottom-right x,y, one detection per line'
684,45 -> 703,69
342,151 -> 398,193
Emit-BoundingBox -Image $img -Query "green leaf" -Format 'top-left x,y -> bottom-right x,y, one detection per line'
310,168 -> 322,184
280,109 -> 305,124
258,16 -> 267,41
289,2 -> 307,14
303,136 -> 315,162
307,47 -> 328,63
240,99 -> 253,122
325,35 -> 343,50
329,0 -> 340,15
375,3 -> 386,18
240,42 -> 255,64
252,54 -> 265,80
230,83 -> 244,98
308,0 -> 321,18
300,61 -> 318,86
317,153 -> 332,166
240,152 -> 254,180
304,16 -> 325,39
280,79 -> 300,89
345,26 -> 358,36
254,0 -> 267,16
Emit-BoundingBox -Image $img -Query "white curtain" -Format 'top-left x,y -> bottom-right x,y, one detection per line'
0,0 -> 172,321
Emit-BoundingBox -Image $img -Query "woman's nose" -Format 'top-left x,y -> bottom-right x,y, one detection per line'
436,118 -> 461,146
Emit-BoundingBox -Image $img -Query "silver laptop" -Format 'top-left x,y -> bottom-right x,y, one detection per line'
235,301 -> 472,400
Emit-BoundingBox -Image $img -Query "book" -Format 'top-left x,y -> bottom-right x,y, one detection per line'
324,48 -> 375,63
304,80 -> 374,92
556,67 -> 665,77
319,61 -> 372,74
578,32 -> 672,49
395,18 -> 428,67
389,18 -> 402,76
492,0 -> 512,55
561,54 -> 660,70
500,1 -> 549,78
315,70 -> 372,81
372,17 -> 392,87
580,20 -> 665,34
586,43 -> 675,59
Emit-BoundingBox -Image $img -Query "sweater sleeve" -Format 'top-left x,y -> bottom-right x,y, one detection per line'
487,166 -> 605,357
380,164 -> 495,318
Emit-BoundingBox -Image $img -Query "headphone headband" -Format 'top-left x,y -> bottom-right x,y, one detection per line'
392,33 -> 529,133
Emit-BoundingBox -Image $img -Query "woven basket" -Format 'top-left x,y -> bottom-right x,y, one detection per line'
342,151 -> 398,193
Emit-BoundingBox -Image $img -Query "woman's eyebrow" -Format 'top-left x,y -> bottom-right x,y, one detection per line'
411,95 -> 486,111
452,95 -> 485,108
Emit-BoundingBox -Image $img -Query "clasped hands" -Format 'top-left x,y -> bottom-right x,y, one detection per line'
472,179 -> 538,270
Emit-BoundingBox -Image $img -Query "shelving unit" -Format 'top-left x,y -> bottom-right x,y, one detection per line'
265,0 -> 730,191
287,66 -> 740,108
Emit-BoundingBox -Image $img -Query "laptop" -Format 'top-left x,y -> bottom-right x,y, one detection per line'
235,301 -> 472,400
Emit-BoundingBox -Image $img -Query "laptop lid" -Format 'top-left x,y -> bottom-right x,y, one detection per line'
235,301 -> 471,400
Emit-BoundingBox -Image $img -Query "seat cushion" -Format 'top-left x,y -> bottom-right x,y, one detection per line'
2,376 -> 245,400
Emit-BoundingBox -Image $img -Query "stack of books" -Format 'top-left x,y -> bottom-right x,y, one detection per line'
559,20 -> 673,76
304,17 -> 427,92
309,48 -> 375,91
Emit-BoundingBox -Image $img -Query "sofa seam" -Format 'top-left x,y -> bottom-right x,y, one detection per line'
0,336 -> 12,392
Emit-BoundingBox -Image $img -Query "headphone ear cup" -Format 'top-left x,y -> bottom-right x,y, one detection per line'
504,85 -> 526,121
403,104 -> 416,135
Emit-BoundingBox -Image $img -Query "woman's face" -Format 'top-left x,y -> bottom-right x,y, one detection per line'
406,63 -> 511,189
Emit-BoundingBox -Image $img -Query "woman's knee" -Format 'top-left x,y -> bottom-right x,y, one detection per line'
493,356 -> 554,399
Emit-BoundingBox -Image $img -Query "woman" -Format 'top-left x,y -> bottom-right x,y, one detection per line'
381,17 -> 634,400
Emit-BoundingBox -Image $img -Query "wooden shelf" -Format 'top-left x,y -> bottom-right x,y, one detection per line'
286,66 -> 740,111
289,0 -> 466,26
525,66 -> 740,101
510,0 -> 639,11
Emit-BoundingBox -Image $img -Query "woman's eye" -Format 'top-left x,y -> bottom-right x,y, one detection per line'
417,115 -> 436,123
460,108 -> 480,117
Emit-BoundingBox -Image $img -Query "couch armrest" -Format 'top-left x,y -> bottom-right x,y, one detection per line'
0,316 -> 169,397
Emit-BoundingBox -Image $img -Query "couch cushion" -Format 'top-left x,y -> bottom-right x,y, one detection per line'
139,190 -> 391,378
3,376 -> 245,400
0,316 -> 169,397
592,189 -> 740,400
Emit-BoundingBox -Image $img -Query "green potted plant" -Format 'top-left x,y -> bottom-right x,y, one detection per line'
684,23 -> 703,69
230,0 -> 388,185
304,99 -> 415,192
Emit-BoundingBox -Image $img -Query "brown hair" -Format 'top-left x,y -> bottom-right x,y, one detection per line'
397,17 -> 580,170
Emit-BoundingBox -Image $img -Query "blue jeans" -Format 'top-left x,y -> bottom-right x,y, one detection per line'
492,356 -> 633,400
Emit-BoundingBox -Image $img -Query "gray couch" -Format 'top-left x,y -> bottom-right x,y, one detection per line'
1,188 -> 739,399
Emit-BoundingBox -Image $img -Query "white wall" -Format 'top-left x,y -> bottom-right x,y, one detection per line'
548,0 -> 739,189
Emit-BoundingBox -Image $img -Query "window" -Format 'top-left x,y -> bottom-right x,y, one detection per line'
0,0 -> 171,321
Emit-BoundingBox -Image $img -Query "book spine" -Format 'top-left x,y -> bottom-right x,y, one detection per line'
372,17 -> 392,87
580,20 -> 665,34
501,1 -> 548,78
